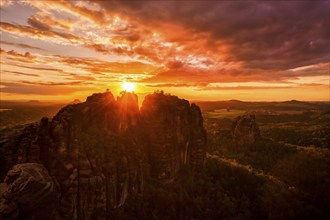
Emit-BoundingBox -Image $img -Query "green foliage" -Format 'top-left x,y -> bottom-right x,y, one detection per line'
202,103 -> 330,219
110,161 -> 268,220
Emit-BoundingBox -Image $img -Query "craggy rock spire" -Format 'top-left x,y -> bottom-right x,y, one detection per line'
117,91 -> 139,133
232,113 -> 260,146
141,91 -> 206,182
0,91 -> 206,219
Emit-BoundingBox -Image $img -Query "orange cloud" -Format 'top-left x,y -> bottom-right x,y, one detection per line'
0,22 -> 81,43
0,1 -> 328,101
1,49 -> 36,63
22,0 -> 110,25
3,70 -> 40,77
28,12 -> 75,31
1,81 -> 92,95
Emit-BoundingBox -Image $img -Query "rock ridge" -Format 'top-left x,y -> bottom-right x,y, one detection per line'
0,90 -> 206,219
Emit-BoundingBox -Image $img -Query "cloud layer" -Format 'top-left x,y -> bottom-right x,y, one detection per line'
0,0 -> 329,101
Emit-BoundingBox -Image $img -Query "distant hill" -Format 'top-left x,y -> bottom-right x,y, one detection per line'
195,100 -> 330,112
27,100 -> 40,104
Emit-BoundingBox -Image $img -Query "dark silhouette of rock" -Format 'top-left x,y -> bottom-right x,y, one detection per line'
232,114 -> 260,146
0,163 -> 58,220
71,99 -> 81,104
141,91 -> 206,182
0,91 -> 206,219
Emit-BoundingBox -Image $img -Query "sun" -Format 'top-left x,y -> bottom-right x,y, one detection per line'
122,81 -> 136,92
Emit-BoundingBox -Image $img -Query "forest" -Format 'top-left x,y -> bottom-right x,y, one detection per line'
0,99 -> 329,219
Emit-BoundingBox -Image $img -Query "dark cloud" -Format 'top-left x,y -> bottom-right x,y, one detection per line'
0,40 -> 44,50
166,60 -> 185,69
19,80 -> 84,86
27,16 -> 51,30
3,70 -> 40,77
0,21 -> 81,42
28,13 -> 75,31
1,0 -> 328,97
97,1 -> 330,70
143,63 -> 330,84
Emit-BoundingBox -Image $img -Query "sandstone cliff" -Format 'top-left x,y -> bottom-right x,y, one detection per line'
141,92 -> 206,182
0,91 -> 206,219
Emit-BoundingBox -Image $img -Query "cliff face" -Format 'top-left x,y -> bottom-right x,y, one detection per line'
141,92 -> 206,182
0,91 -> 206,219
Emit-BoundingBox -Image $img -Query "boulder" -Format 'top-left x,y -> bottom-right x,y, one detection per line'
0,163 -> 58,220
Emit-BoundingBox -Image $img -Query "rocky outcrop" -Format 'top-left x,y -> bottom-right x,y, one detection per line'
0,163 -> 58,220
141,91 -> 206,182
0,91 -> 206,219
46,91 -> 145,219
232,114 -> 260,146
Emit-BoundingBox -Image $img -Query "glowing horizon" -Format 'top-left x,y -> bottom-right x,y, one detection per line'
0,1 -> 329,102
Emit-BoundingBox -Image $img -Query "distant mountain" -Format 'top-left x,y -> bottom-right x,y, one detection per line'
196,100 -> 330,112
27,100 -> 40,103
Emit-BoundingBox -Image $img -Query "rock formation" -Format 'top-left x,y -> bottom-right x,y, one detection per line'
232,113 -> 260,146
0,91 -> 206,219
141,91 -> 206,182
0,163 -> 58,220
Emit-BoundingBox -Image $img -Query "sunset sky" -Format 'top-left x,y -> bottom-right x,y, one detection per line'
0,0 -> 329,102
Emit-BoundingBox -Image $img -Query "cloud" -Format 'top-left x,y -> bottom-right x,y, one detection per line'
0,81 -> 91,95
0,40 -> 44,50
6,0 -> 328,73
142,63 -> 330,85
64,73 -> 95,81
199,86 -> 292,91
19,80 -> 86,86
95,1 -> 329,70
3,70 -> 40,77
146,83 -> 208,88
3,62 -> 63,72
22,0 -> 110,25
0,0 -> 13,8
28,12 -> 75,31
27,15 -> 51,30
0,0 -> 328,100
0,22 -> 82,44
4,49 -> 35,59
58,56 -> 159,75
1,49 -> 37,63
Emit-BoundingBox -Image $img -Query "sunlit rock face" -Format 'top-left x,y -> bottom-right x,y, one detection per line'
0,91 -> 206,219
141,91 -> 206,182
232,114 -> 260,146
117,91 -> 140,132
